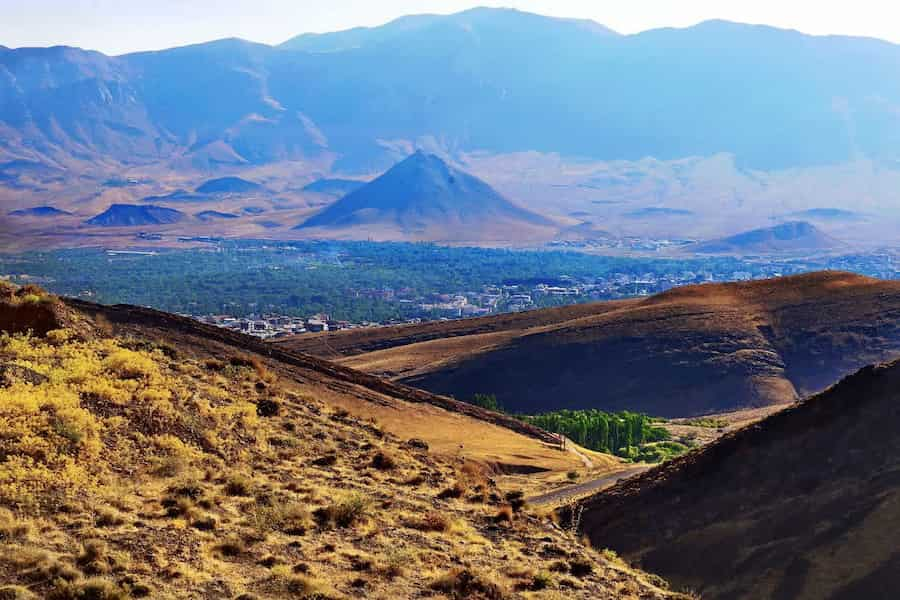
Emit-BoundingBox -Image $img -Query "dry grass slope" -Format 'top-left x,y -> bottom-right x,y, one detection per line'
0,287 -> 685,599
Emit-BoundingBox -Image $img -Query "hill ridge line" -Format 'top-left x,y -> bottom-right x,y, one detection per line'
61,297 -> 559,445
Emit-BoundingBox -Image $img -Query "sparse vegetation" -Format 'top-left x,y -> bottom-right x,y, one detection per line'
430,568 -> 507,599
469,393 -> 503,412
404,510 -> 450,532
314,493 -> 370,529
680,417 -> 729,429
370,450 -> 397,471
0,298 -> 683,599
247,498 -> 313,536
635,441 -> 691,463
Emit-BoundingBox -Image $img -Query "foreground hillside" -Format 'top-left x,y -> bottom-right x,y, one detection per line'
574,358 -> 900,599
0,285 -> 683,599
276,271 -> 900,416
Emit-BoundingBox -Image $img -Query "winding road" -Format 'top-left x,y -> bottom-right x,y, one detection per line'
526,465 -> 651,506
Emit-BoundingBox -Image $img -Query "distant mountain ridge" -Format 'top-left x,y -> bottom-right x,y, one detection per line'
3,9 -> 900,173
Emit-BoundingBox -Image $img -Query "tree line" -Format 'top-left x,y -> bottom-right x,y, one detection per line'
518,409 -> 671,458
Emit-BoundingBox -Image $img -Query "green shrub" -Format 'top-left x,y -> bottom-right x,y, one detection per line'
469,393 -> 502,412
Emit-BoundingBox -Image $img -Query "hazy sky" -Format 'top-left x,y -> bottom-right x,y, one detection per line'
3,0 -> 900,55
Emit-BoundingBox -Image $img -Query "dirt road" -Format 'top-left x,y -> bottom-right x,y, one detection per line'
526,465 -> 651,506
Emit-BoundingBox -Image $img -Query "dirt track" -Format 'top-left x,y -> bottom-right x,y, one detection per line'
526,465 -> 651,506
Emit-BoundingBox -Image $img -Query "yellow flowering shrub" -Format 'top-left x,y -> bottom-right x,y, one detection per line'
103,349 -> 159,380
0,384 -> 101,510
0,330 -> 276,515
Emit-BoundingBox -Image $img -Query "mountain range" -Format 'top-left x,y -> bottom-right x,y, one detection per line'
3,9 -> 900,174
5,8 -> 900,246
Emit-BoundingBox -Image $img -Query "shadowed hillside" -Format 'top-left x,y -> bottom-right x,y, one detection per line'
574,358 -> 900,599
275,272 -> 900,417
302,178 -> 366,196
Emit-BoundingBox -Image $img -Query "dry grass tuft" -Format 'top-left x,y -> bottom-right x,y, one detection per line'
0,586 -> 37,600
94,506 -> 125,528
314,493 -> 370,529
214,535 -> 247,558
437,481 -> 466,500
223,472 -> 253,496
76,539 -> 122,575
493,505 -> 514,524
404,511 -> 450,532
374,548 -> 414,580
370,450 -> 397,471
569,557 -> 594,577
269,566 -> 334,599
430,567 -> 507,599
0,509 -> 30,542
46,578 -> 129,600
15,550 -> 80,585
247,498 -> 313,536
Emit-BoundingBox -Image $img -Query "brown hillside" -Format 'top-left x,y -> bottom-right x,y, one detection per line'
61,298 -> 620,483
0,288 -> 681,599
573,357 -> 900,600
276,271 -> 900,417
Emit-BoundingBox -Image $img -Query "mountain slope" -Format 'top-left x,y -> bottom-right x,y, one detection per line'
274,272 -> 900,417
85,204 -> 186,226
302,178 -> 366,196
5,11 -> 900,172
575,358 -> 900,599
692,221 -> 842,254
195,210 -> 239,221
296,151 -> 555,240
0,284 -> 682,599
